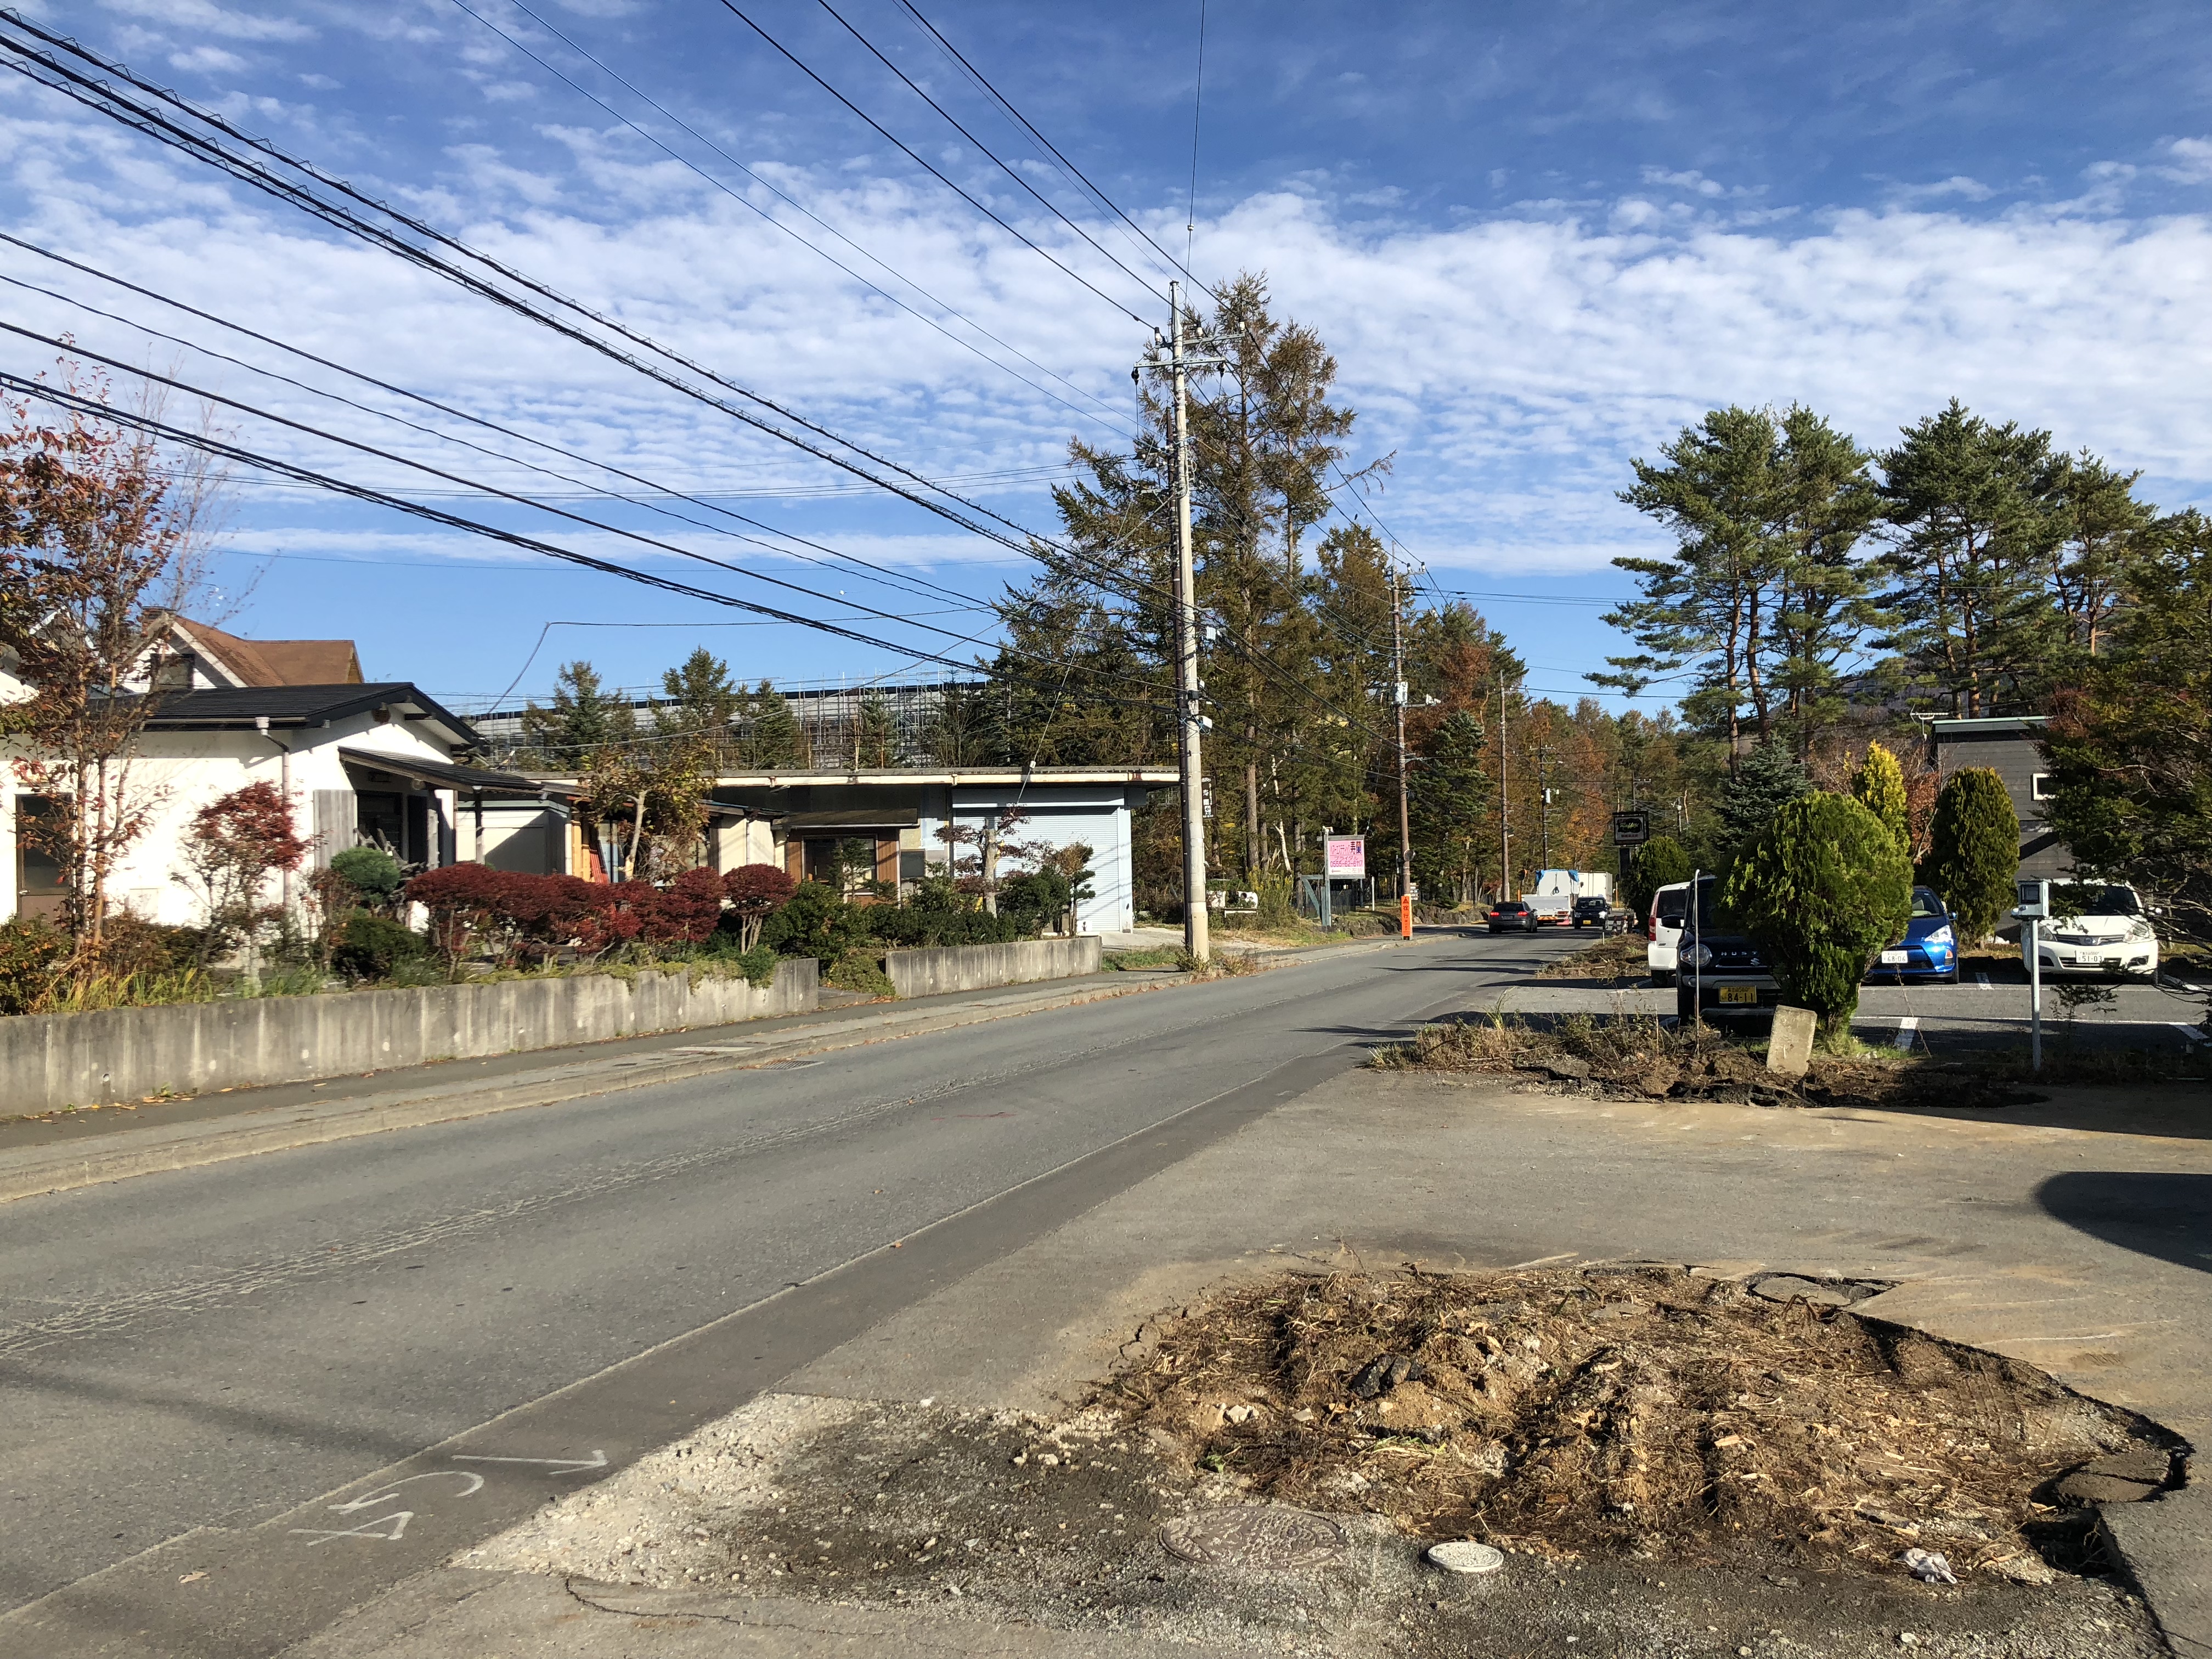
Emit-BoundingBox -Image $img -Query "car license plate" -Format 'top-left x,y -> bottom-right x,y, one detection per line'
1717,985 -> 1759,1005
1879,950 -> 1908,965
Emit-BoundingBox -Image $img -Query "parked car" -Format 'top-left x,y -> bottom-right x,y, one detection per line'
1675,876 -> 1782,1022
1866,887 -> 1961,984
1569,894 -> 1612,929
1646,881 -> 1690,985
2023,883 -> 2160,979
1487,899 -> 1541,934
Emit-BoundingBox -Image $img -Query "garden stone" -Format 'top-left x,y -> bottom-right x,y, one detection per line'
1767,1006 -> 1816,1077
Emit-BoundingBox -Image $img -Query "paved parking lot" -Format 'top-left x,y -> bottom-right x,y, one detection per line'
1474,933 -> 2208,1058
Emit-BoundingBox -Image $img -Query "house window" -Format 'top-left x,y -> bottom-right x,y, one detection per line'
14,794 -> 67,921
2032,772 -> 2055,802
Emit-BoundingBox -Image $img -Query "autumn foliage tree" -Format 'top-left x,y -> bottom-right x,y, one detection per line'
175,781 -> 311,966
0,364 -> 227,966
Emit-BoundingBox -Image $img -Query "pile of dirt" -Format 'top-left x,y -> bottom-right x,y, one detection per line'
1098,1265 -> 2180,1581
1378,1013 -> 2041,1109
1532,934 -> 1649,984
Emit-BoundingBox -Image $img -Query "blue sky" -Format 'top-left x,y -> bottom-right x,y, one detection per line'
5,0 -> 2210,713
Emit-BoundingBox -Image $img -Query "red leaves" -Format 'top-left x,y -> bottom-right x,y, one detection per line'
399,864 -> 733,962
723,862 -> 797,915
186,781 -> 311,876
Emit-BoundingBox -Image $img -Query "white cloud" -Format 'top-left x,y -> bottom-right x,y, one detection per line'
167,45 -> 247,74
2159,137 -> 2212,184
2,100 -> 2207,593
95,0 -> 313,43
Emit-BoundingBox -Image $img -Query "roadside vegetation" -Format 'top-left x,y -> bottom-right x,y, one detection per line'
1374,1011 -> 2210,1103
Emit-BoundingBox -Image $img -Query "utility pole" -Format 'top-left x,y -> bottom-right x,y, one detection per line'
1497,672 -> 1511,901
1534,746 -> 1556,868
1166,282 -> 1209,963
1391,565 -> 1412,932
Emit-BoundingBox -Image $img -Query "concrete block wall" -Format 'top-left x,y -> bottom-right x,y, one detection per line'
0,958 -> 817,1113
885,935 -> 1102,999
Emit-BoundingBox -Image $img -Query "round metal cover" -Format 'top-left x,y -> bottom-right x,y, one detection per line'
1426,1540 -> 1505,1575
1158,1506 -> 1347,1570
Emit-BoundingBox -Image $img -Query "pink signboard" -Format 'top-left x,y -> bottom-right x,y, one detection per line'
1324,836 -> 1365,878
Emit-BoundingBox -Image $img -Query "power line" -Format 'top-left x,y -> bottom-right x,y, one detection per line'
1186,0 -> 1208,270
809,0 -> 1173,310
0,233 -> 1013,619
0,13 -> 1115,571
1,370 -> 1182,725
3,324 -> 1176,702
448,0 -> 1133,439
713,0 -> 1153,321
1,17 -> 1415,758
890,0 -> 1212,300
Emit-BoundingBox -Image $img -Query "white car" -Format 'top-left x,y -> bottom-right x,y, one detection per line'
1646,881 -> 1690,985
2024,882 -> 2160,979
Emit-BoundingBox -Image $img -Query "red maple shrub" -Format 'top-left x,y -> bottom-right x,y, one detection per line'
723,863 -> 797,950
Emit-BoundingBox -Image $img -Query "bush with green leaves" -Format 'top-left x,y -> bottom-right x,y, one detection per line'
758,879 -> 870,962
1714,743 -> 1814,856
1724,792 -> 1913,1042
330,845 -> 407,908
1622,834 -> 1693,917
1924,768 -> 2019,942
1851,741 -> 1910,859
330,912 -> 429,981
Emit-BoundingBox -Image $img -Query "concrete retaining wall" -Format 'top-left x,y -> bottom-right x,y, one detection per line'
0,958 -> 817,1113
885,935 -> 1102,1000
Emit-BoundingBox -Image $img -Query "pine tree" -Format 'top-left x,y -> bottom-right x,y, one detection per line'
1714,741 -> 1813,855
734,680 -> 810,769
1876,400 -> 2063,716
1409,709 -> 1488,905
658,647 -> 742,766
1850,741 -> 1910,859
853,691 -> 901,768
521,661 -> 635,766
1923,766 -> 2019,941
2040,509 -> 2212,939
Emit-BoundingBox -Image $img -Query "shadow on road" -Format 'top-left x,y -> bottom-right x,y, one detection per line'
2035,1171 -> 2212,1273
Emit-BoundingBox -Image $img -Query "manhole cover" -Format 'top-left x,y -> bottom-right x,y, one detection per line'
1158,1506 -> 1346,1570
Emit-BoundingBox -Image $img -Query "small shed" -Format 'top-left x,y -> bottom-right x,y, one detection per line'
1923,715 -> 2069,877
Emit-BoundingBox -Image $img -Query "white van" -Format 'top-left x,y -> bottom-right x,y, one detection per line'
1646,881 -> 1690,985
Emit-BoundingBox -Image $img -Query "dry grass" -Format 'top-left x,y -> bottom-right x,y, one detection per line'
1532,933 -> 1649,983
1375,1013 -> 2054,1108
1097,1265 -> 2173,1579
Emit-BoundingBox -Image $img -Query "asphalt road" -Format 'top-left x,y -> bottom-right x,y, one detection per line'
0,927 -> 1572,1651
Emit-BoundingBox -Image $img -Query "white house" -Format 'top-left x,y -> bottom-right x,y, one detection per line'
4,618 -> 569,928
696,769 -> 1177,935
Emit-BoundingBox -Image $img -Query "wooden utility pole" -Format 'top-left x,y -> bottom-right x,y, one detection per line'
1497,673 -> 1511,901
1392,566 -> 1412,908
1168,283 -> 1209,963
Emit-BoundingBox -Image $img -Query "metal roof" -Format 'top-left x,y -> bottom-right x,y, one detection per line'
337,747 -> 573,798
139,683 -> 478,747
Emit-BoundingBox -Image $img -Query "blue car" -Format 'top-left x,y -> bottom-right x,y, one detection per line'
1868,887 -> 1960,983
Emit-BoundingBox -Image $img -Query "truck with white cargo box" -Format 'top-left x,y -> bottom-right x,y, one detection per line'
1520,868 -> 1613,926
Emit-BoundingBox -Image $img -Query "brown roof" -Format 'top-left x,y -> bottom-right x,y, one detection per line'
172,618 -> 363,686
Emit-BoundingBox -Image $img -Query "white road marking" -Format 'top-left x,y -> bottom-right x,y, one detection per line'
1892,1017 -> 1920,1053
328,1471 -> 484,1515
291,1511 -> 413,1545
2174,1023 -> 2205,1047
451,1449 -> 608,1474
1973,972 -> 1991,989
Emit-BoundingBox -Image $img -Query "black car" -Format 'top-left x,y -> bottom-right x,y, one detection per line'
1487,899 -> 1541,934
1674,876 -> 1782,1021
1569,894 -> 1611,929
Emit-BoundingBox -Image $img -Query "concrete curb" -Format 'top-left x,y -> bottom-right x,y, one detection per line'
0,974 -> 1183,1206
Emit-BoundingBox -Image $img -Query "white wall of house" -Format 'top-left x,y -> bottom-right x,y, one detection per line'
3,713 -> 467,928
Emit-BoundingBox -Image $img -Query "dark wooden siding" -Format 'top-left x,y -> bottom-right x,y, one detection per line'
1930,726 -> 2070,876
